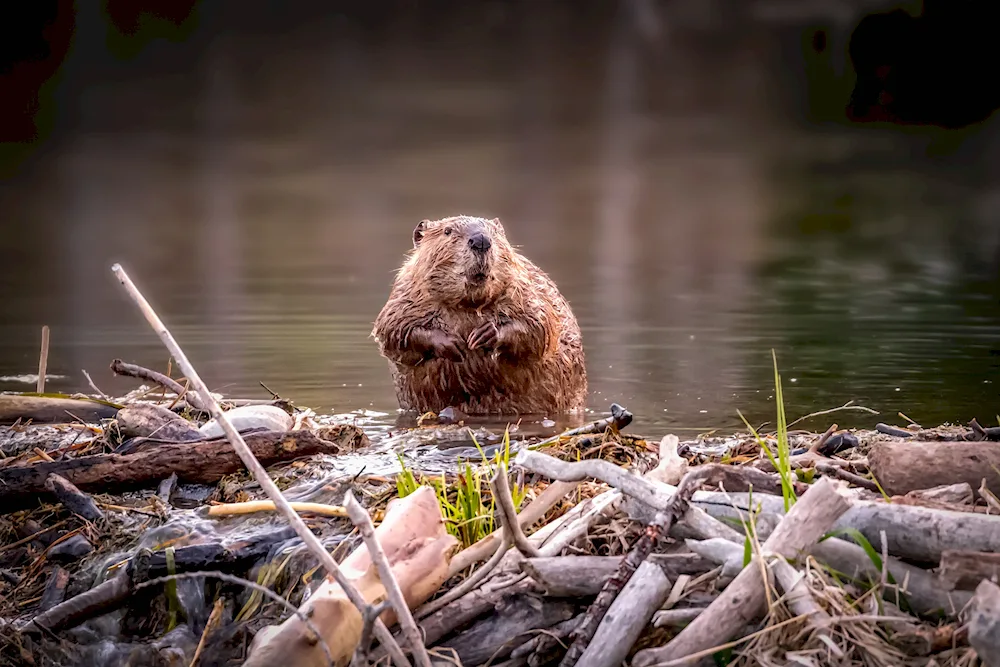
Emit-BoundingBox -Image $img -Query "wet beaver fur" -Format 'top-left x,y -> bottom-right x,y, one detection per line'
372,215 -> 588,416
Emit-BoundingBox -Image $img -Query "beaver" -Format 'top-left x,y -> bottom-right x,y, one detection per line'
371,215 -> 588,416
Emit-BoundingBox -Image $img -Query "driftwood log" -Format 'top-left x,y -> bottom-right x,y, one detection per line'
114,402 -> 202,443
632,477 -> 851,666
0,427 -> 363,508
692,491 -> 1000,564
0,394 -> 120,425
244,486 -> 459,667
519,554 -> 712,598
869,440 -> 1000,498
574,560 -> 671,667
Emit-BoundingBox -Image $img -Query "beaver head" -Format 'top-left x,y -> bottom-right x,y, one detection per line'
403,215 -> 516,307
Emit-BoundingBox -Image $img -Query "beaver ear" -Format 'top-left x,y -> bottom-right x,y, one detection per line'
413,220 -> 428,248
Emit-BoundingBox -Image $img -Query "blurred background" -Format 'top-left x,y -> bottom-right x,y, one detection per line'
1,0 -> 999,434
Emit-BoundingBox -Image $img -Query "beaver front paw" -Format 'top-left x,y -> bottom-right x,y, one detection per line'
467,321 -> 500,351
426,331 -> 467,362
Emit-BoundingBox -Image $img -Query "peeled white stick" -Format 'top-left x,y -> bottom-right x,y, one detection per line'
344,491 -> 431,667
110,263 -> 407,667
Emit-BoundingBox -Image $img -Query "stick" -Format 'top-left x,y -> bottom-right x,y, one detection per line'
491,462 -> 540,558
37,325 -> 50,393
206,501 -> 356,520
816,462 -> 880,492
44,473 -> 104,522
632,477 -> 851,666
82,369 -> 111,401
559,469 -> 709,667
110,263 -> 407,667
344,491 -> 431,667
447,480 -> 578,576
515,450 -> 737,544
574,560 -> 672,667
109,357 -> 209,412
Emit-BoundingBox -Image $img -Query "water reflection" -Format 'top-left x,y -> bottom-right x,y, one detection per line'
1,1 -> 998,438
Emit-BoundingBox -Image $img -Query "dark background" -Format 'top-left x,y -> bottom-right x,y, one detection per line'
2,0 -> 999,434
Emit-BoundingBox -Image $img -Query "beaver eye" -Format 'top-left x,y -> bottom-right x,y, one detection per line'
444,228 -> 452,236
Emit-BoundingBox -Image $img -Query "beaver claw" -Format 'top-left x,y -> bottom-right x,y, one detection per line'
467,321 -> 500,351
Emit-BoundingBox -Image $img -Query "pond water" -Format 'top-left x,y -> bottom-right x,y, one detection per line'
2,1 -> 999,439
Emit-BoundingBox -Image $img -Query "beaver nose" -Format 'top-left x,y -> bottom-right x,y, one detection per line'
468,233 -> 491,253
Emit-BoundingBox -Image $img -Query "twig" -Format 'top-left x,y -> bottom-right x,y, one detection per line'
527,403 -> 633,451
81,369 -> 111,401
785,401 -> 878,429
810,423 -> 838,454
37,325 -> 50,393
0,520 -> 68,555
352,600 -> 392,667
110,263 -> 407,667
344,490 -> 431,667
490,462 -> 540,558
189,596 -> 225,667
816,462 -> 880,492
109,357 -> 209,411
559,469 -> 709,667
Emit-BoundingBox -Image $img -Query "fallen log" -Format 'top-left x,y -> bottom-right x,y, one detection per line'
519,554 -> 712,598
244,486 -> 459,667
692,491 -> 1000,564
632,477 -> 850,666
869,440 -> 1000,499
0,394 -> 121,425
574,560 -> 671,667
0,427 -> 363,508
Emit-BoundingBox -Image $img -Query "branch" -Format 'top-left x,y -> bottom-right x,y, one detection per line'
111,263 -> 407,667
344,491 -> 429,667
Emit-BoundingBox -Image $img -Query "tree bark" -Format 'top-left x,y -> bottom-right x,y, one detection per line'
0,427 -> 364,508
869,440 -> 1000,499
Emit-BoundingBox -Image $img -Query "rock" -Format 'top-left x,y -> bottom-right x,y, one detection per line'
198,404 -> 293,439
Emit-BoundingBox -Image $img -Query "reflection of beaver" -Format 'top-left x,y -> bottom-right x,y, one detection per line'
372,215 -> 588,416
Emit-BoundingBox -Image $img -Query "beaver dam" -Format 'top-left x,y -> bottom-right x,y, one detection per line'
2,268 -> 1000,667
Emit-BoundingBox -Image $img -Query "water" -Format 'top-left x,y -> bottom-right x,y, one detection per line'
2,1 -> 1000,439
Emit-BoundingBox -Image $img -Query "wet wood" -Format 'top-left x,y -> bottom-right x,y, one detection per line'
44,473 -> 103,522
692,491 -> 1000,565
114,402 -> 201,442
574,560 -> 671,667
0,427 -> 364,508
245,486 -> 459,667
869,440 -> 1000,499
968,579 -> 1000,667
0,394 -> 120,425
435,595 -> 578,667
939,550 -> 1000,591
632,477 -> 850,667
520,554 -> 712,598
23,527 -> 299,634
110,358 -> 209,411
38,566 -> 69,612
